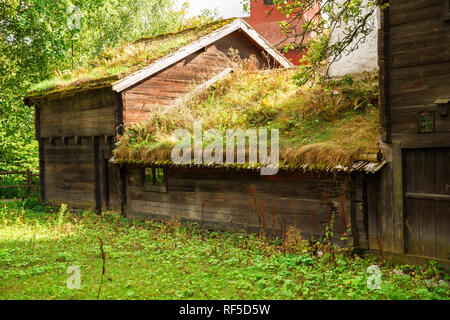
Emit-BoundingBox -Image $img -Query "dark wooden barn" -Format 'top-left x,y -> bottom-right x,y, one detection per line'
371,0 -> 450,264
108,66 -> 383,250
25,19 -> 292,212
25,5 -> 450,267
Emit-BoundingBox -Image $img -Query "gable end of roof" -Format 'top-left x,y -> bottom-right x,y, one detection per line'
112,19 -> 293,93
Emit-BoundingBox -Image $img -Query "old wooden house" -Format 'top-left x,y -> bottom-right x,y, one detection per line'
368,0 -> 450,264
24,18 -> 291,213
25,3 -> 450,266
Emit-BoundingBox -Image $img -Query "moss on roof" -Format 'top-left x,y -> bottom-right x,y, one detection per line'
113,68 -> 380,170
26,18 -> 236,100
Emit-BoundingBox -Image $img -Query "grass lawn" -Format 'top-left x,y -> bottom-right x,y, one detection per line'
0,199 -> 448,300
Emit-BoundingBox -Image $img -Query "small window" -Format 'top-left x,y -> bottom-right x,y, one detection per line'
264,0 -> 274,5
444,0 -> 450,21
143,167 -> 168,193
418,112 -> 435,133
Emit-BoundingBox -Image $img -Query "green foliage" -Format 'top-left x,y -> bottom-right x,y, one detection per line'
27,18 -> 235,96
247,0 -> 390,85
0,0 -> 183,190
0,200 -> 448,300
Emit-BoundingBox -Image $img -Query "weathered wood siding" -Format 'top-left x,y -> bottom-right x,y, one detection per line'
36,87 -> 119,210
43,137 -> 95,208
38,87 -> 116,139
42,137 -> 116,209
124,167 -> 368,247
373,0 -> 450,263
404,148 -> 450,260
122,31 -> 278,126
387,0 -> 450,145
367,164 -> 395,254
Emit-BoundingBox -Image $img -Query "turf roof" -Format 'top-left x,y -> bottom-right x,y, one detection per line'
113,68 -> 381,171
26,19 -> 237,100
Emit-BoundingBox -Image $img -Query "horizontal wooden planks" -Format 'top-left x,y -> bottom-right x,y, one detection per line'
122,46 -> 230,126
122,31 -> 275,127
387,0 -> 450,138
39,87 -> 116,138
43,138 -> 95,207
390,104 -> 450,134
389,1 -> 443,27
124,167 -> 363,243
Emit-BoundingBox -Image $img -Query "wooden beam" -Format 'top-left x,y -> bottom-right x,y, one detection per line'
39,139 -> 45,204
405,193 -> 450,202
119,166 -> 127,217
349,173 -> 360,248
392,141 -> 405,254
34,104 -> 40,141
35,101 -> 46,204
378,6 -> 392,144
366,175 -> 380,250
115,92 -> 124,136
104,160 -> 110,210
238,20 -> 293,68
362,173 -> 369,245
0,185 -> 26,190
94,136 -> 102,215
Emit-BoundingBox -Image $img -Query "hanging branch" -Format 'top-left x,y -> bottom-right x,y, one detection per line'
247,0 -> 390,84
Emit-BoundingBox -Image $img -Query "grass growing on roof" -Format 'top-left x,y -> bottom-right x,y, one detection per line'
114,68 -> 380,169
27,19 -> 236,97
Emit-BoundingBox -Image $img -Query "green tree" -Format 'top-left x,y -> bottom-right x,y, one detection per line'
0,0 -> 181,177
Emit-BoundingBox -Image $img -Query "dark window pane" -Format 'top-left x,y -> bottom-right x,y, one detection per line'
155,168 -> 165,185
144,168 -> 154,183
418,113 -> 434,133
145,167 -> 165,185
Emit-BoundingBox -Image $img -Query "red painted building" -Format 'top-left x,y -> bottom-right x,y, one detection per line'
245,0 -> 317,65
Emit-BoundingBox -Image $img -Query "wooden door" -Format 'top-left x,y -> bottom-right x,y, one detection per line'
404,148 -> 450,260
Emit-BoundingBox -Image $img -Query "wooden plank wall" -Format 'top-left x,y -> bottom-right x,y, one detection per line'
371,0 -> 450,260
39,87 -> 117,138
122,31 -> 278,127
388,0 -> 450,146
42,137 -> 116,210
124,167 -> 368,247
404,148 -> 450,260
37,87 -> 120,210
367,165 -> 395,254
43,137 -> 95,208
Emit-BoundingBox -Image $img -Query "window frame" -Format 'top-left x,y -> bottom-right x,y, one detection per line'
142,167 -> 168,193
444,0 -> 450,21
417,112 -> 435,134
